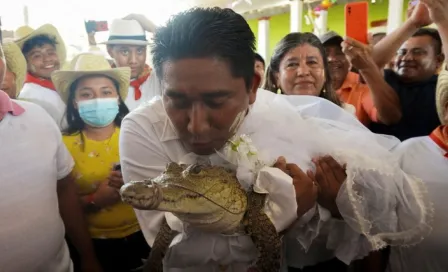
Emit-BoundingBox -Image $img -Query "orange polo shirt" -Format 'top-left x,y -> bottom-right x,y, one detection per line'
336,72 -> 378,125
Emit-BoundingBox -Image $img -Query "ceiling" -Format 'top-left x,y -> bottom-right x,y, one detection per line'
186,0 -> 289,13
180,0 -> 373,19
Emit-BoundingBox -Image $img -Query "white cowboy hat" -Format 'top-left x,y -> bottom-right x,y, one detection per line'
14,24 -> 67,62
102,19 -> 149,46
51,53 -> 131,104
2,41 -> 27,94
436,63 -> 448,124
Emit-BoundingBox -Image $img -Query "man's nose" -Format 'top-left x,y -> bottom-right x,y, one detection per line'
187,103 -> 210,135
43,54 -> 53,63
129,52 -> 138,64
327,54 -> 337,63
402,51 -> 415,61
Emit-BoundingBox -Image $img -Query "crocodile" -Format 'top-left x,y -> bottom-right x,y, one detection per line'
120,162 -> 281,272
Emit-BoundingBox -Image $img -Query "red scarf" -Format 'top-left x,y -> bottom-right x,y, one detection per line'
429,126 -> 448,158
130,65 -> 151,100
24,73 -> 56,91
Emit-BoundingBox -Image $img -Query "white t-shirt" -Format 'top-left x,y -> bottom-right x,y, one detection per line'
18,82 -> 67,129
0,100 -> 74,272
388,136 -> 448,272
125,72 -> 161,111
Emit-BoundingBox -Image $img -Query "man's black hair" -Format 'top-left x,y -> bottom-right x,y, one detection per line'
254,53 -> 265,67
152,7 -> 256,89
413,28 -> 443,55
21,34 -> 57,56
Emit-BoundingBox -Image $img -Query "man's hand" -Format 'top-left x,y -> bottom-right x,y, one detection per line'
312,156 -> 347,219
274,157 -> 318,218
123,14 -> 157,33
420,0 -> 448,25
87,31 -> 97,46
342,36 -> 376,72
407,1 -> 433,28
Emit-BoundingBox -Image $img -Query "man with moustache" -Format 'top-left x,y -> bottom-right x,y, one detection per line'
371,0 -> 448,141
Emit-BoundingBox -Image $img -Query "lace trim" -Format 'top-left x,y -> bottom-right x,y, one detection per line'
332,149 -> 434,250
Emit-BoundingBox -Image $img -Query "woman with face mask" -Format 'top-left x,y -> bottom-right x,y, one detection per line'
52,53 -> 150,272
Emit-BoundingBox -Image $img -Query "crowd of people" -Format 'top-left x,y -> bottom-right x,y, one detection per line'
0,0 -> 447,271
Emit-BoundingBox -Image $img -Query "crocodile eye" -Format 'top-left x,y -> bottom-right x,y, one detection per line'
191,165 -> 203,174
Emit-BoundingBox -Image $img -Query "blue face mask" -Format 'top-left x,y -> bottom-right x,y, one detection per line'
77,98 -> 119,127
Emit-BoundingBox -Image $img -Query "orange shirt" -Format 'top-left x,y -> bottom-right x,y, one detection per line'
336,72 -> 377,125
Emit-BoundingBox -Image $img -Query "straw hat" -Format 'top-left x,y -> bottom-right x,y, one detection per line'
14,24 -> 67,62
2,42 -> 27,94
14,26 -> 34,40
101,19 -> 149,46
51,53 -> 130,104
436,64 -> 448,124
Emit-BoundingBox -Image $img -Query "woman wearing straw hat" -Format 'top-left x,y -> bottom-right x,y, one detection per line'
387,65 -> 448,272
52,53 -> 150,272
1,41 -> 27,99
15,24 -> 68,129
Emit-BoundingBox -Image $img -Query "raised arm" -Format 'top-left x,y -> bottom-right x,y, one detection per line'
421,0 -> 448,70
343,37 -> 402,124
372,2 -> 432,68
123,14 -> 158,33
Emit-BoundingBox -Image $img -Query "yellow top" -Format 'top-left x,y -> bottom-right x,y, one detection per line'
63,127 -> 140,239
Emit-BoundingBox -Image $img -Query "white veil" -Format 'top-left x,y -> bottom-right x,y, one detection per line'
144,85 -> 431,269
235,89 -> 432,266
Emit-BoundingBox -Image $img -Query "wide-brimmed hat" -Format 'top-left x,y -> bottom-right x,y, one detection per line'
436,64 -> 448,124
51,53 -> 131,104
319,31 -> 343,45
2,41 -> 27,94
102,19 -> 149,46
14,24 -> 67,62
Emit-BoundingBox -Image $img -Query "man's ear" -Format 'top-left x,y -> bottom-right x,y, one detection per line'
248,73 -> 261,104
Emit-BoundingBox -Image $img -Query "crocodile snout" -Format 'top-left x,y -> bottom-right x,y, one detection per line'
120,180 -> 163,210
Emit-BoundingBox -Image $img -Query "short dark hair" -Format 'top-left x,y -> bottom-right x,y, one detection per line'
255,53 -> 265,67
413,28 -> 442,55
22,34 -> 58,56
264,32 -> 342,107
152,7 -> 256,89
